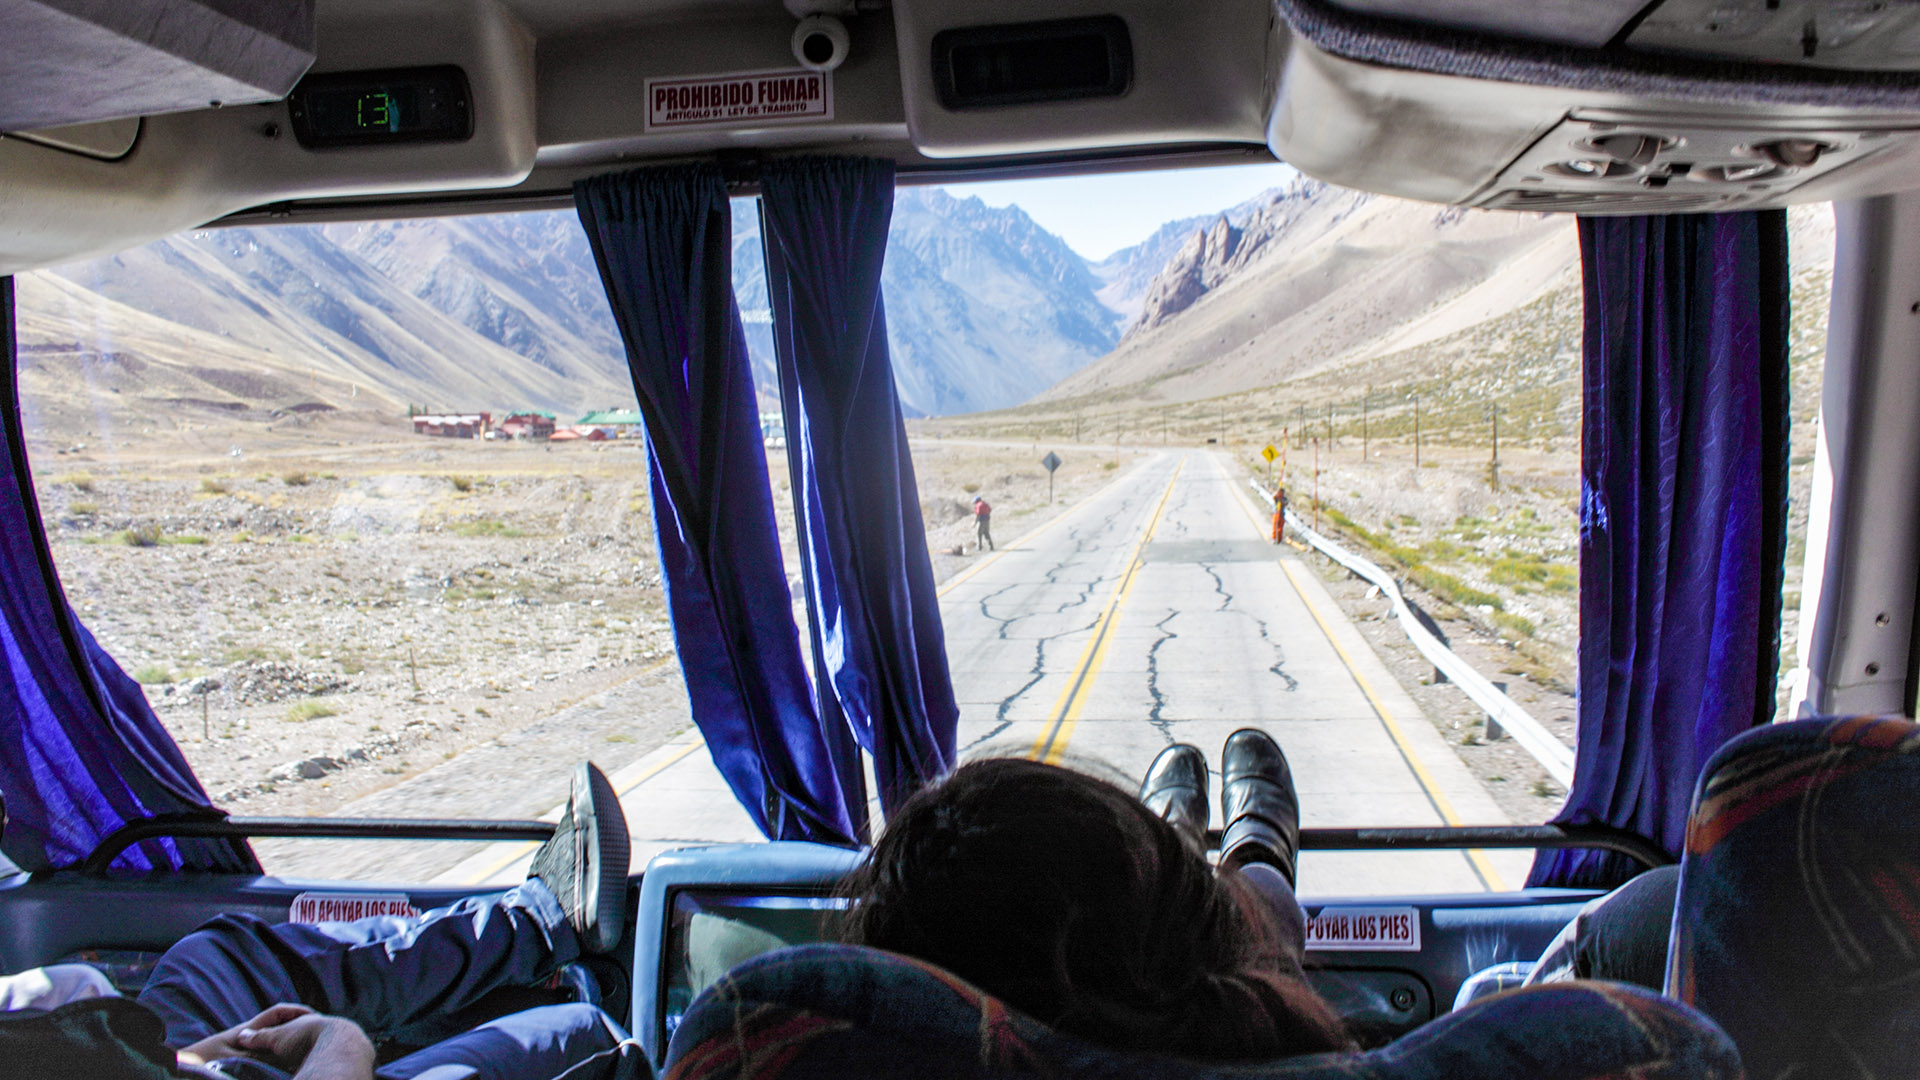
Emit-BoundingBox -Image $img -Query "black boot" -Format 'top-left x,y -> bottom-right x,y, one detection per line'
1220,728 -> 1300,887
528,762 -> 631,954
1139,744 -> 1209,849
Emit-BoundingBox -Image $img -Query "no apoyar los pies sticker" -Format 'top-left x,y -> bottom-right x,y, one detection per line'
645,68 -> 834,131
1303,906 -> 1422,951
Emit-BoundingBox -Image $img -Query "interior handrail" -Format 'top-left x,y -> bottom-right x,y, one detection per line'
80,813 -> 556,876
79,815 -> 1666,877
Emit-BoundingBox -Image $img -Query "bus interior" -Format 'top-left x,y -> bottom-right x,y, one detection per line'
5,0 -> 1920,1076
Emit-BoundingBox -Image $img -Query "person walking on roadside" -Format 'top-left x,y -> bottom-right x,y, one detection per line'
973,496 -> 994,552
1271,486 -> 1288,545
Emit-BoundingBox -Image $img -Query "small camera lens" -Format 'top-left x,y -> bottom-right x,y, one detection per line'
802,32 -> 836,65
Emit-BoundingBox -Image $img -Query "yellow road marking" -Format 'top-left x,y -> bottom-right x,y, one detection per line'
1030,458 -> 1186,764
462,737 -> 709,885
1218,454 -> 1505,891
1278,559 -> 1507,892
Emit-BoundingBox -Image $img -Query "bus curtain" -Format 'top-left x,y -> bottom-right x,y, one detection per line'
0,278 -> 257,873
575,165 -> 864,846
759,156 -> 958,814
1531,211 -> 1790,889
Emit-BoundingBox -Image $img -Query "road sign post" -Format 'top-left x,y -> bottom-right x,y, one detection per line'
1261,443 -> 1277,487
1041,451 -> 1062,504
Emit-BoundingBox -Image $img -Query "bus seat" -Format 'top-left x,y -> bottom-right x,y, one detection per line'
662,943 -> 1739,1079
1668,714 -> 1920,1079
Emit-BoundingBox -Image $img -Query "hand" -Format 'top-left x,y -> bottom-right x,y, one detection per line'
178,1003 -> 314,1066
236,1013 -> 372,1072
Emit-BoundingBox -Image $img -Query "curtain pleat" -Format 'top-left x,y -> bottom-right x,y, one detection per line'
0,277 -> 256,873
758,157 -> 958,814
575,167 -> 862,845
1530,212 -> 1791,889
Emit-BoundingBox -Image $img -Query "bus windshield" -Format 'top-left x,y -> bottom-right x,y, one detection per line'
12,168 -> 1834,892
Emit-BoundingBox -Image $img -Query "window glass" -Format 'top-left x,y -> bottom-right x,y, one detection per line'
13,172 -> 1829,894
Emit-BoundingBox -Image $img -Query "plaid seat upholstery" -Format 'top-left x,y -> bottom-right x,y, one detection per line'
1669,715 -> 1920,1079
664,943 -> 1739,1079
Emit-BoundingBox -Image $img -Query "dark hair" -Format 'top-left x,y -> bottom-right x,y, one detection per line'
841,758 -> 1351,1061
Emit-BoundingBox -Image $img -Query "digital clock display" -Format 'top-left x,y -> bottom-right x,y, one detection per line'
287,66 -> 473,149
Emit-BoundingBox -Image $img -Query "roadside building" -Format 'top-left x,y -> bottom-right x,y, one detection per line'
412,412 -> 491,438
498,410 -> 556,440
576,409 -> 645,438
548,428 -> 582,443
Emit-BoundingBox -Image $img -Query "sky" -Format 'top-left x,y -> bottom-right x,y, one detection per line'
938,162 -> 1298,262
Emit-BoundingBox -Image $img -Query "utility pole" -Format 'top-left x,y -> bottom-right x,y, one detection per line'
1362,385 -> 1370,462
1413,393 -> 1422,469
1489,403 -> 1502,489
1312,437 -> 1321,532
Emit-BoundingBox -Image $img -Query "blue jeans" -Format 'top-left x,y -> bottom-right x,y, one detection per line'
138,883 -> 639,1080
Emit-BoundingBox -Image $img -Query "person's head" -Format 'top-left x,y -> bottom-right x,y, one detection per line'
973,497 -> 983,505
841,758 -> 1349,1061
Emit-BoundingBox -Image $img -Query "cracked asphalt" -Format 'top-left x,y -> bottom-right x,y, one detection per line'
940,450 -> 1533,895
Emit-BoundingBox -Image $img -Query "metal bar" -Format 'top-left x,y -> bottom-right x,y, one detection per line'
1203,824 -> 1670,871
83,815 -> 556,875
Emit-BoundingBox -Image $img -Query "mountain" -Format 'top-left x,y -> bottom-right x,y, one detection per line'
32,216 -> 637,419
878,189 -> 1119,416
1041,181 -> 1573,405
18,191 -> 1127,426
1089,190 -> 1275,330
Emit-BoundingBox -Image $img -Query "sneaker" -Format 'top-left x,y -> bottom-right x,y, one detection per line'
1219,728 -> 1301,887
528,762 -> 630,954
1139,744 -> 1209,849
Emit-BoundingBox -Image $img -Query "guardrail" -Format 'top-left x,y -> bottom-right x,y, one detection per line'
1260,483 -> 1575,786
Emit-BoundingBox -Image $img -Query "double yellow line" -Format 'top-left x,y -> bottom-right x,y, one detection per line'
1030,458 -> 1186,764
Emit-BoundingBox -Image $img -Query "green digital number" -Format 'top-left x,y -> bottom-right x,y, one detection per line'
357,92 -> 394,130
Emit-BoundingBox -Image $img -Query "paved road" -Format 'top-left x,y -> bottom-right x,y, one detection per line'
938,450 -> 1529,895
434,450 -> 1529,894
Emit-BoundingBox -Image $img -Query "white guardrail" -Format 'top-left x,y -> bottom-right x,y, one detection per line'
1259,481 -> 1576,787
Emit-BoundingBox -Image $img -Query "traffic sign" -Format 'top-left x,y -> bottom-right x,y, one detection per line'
1261,444 -> 1278,463
1041,451 -> 1062,504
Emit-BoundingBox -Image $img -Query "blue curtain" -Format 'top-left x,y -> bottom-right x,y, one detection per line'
574,166 -> 863,846
759,157 -> 958,813
1531,212 -> 1790,889
0,277 -> 256,873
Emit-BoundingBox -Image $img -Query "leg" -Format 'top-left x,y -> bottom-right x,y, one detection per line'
1231,862 -> 1307,980
139,882 -> 579,1048
375,1003 -> 629,1080
1526,864 -> 1680,991
143,762 -> 628,1049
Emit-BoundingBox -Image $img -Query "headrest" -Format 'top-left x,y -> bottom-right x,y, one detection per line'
665,943 -> 1739,1079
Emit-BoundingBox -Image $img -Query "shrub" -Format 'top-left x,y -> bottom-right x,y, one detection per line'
282,471 -> 311,486
123,524 -> 163,547
200,478 -> 230,494
67,473 -> 95,492
68,501 -> 98,516
449,475 -> 474,493
285,700 -> 338,723
133,665 -> 174,685
454,519 -> 522,538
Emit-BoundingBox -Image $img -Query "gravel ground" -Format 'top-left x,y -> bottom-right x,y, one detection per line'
28,423 -> 1144,881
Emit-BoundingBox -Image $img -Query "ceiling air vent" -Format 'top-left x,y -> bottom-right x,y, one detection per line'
1477,113 -> 1905,215
931,16 -> 1132,111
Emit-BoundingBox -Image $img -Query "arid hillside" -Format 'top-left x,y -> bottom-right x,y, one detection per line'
940,196 -> 1837,703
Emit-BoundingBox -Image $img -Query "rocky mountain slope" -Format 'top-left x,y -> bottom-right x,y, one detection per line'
1042,180 -> 1571,407
16,189 -> 1134,425
880,188 -> 1118,416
